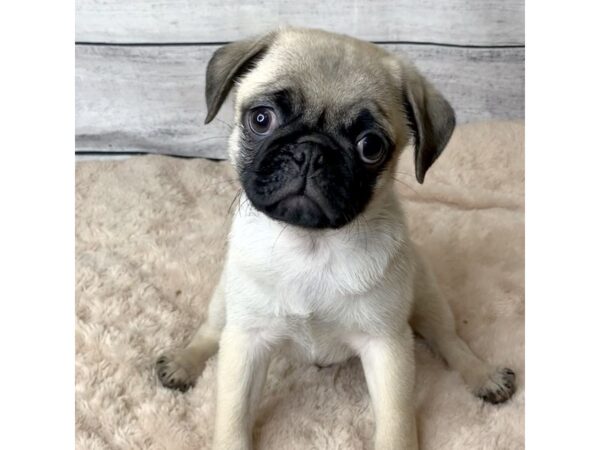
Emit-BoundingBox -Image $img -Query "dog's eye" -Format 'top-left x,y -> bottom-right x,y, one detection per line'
247,107 -> 278,136
357,134 -> 385,164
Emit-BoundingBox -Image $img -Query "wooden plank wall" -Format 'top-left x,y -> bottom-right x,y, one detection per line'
75,1 -> 524,159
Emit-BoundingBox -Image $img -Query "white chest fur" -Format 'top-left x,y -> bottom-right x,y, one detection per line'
222,192 -> 416,356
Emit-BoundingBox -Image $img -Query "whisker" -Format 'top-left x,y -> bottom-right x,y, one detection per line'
203,177 -> 240,189
271,224 -> 290,255
393,169 -> 414,178
226,189 -> 243,217
214,118 -> 234,130
239,195 -> 251,212
192,135 -> 231,145
390,175 -> 419,196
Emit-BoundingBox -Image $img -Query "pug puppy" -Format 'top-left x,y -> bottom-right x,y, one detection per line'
156,27 -> 516,450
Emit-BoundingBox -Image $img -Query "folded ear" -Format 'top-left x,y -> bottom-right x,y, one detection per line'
204,33 -> 275,124
402,64 -> 456,183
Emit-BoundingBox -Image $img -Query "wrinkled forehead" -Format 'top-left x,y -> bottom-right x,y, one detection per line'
235,36 -> 400,134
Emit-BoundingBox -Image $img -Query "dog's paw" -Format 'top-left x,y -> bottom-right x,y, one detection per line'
475,368 -> 516,405
156,352 -> 197,393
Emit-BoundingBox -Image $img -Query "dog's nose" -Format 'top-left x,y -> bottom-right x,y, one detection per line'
292,144 -> 325,173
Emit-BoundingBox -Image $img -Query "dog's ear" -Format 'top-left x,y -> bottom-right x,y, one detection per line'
204,33 -> 275,124
401,64 -> 456,183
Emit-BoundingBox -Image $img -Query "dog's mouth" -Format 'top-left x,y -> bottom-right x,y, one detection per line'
241,168 -> 353,229
262,192 -> 333,228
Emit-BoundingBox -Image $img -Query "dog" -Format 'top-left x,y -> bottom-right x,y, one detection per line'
156,27 -> 516,450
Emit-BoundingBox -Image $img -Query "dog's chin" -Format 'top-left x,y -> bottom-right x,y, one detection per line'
252,193 -> 350,229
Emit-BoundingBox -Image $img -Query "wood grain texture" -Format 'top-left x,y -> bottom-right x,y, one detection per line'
76,0 -> 524,46
75,44 -> 524,158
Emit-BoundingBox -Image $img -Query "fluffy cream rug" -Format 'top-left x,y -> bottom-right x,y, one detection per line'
76,121 -> 524,450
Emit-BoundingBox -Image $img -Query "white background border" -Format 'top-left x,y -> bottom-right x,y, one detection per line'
526,1 -> 600,448
0,1 -> 74,448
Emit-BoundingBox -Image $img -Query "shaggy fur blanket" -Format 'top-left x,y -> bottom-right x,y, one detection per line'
76,121 -> 524,449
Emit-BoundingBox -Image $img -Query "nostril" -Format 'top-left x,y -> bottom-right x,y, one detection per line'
292,150 -> 306,166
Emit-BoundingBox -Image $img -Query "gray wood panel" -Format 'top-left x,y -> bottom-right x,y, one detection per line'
75,44 -> 524,158
76,0 -> 524,46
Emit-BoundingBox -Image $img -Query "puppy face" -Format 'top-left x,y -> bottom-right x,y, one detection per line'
236,68 -> 398,229
205,28 -> 455,229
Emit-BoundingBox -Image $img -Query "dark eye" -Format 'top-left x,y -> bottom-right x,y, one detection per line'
357,133 -> 386,164
247,107 -> 278,136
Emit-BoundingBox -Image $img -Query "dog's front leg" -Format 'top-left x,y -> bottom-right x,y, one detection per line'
213,326 -> 271,450
359,328 -> 418,450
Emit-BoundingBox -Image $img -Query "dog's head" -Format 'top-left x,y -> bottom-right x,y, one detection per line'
205,27 -> 455,229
